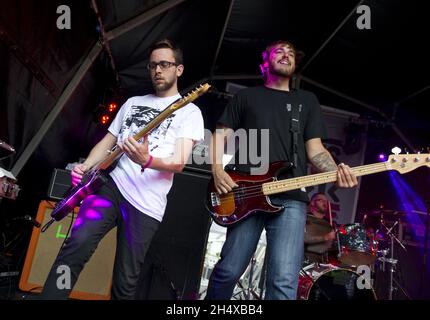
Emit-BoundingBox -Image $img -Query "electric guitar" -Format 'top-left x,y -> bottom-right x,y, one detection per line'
205,153 -> 430,227
43,83 -> 211,231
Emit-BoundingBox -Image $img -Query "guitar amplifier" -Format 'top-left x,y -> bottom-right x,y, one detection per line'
48,169 -> 72,200
19,201 -> 116,299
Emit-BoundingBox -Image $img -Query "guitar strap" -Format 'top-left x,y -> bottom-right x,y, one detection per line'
290,94 -> 302,169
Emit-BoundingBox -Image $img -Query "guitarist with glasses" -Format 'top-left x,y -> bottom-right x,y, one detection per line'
205,40 -> 357,300
39,39 -> 204,299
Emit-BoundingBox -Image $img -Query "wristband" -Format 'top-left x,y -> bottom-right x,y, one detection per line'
141,155 -> 153,173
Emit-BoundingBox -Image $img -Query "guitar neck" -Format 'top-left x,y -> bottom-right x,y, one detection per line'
98,147 -> 122,170
95,83 -> 210,171
262,162 -> 389,195
97,103 -> 181,170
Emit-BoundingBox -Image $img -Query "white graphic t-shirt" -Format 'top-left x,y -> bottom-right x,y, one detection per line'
108,93 -> 204,222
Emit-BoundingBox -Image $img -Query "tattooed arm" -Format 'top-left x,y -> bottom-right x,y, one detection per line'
305,138 -> 358,188
305,138 -> 337,171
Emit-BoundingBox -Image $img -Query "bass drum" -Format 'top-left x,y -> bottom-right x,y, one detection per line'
298,263 -> 376,300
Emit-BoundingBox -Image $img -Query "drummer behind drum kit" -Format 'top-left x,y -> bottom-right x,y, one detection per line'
300,208 -> 410,300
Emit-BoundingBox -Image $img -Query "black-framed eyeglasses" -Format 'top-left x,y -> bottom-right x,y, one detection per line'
147,60 -> 177,70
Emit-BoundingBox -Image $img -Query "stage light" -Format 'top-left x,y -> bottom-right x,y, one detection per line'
378,153 -> 387,161
108,103 -> 117,113
101,115 -> 110,125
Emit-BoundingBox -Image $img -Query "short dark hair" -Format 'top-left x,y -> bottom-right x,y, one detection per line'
149,39 -> 183,65
259,40 -> 305,80
261,40 -> 305,65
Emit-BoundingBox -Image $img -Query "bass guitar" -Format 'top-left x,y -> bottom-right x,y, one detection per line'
206,153 -> 430,227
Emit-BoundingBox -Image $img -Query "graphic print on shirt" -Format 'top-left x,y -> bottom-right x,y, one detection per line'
120,105 -> 175,152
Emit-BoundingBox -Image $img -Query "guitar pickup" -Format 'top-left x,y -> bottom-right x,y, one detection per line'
210,192 -> 221,207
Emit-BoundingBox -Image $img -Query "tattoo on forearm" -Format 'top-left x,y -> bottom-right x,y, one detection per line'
310,151 -> 337,172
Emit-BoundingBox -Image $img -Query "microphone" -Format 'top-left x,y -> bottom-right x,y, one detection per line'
0,140 -> 15,153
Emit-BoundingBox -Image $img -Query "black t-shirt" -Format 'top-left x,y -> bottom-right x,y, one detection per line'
217,85 -> 327,202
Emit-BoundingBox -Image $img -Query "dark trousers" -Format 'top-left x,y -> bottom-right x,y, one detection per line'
39,176 -> 160,300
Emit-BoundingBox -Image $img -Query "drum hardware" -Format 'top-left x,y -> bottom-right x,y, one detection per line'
377,218 -> 410,300
246,255 -> 257,300
298,263 -> 376,300
413,204 -> 430,299
337,223 -> 378,266
300,264 -> 332,300
335,224 -> 342,260
362,208 -> 406,243
0,141 -> 19,199
234,254 -> 262,300
377,249 -> 389,272
0,167 -> 20,200
257,250 -> 267,299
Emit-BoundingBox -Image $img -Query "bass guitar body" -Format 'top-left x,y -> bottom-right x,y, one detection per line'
206,162 -> 291,226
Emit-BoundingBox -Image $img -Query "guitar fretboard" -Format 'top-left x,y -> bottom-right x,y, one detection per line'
262,162 -> 389,195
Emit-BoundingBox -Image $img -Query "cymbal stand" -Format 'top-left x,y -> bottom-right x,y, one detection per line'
258,250 -> 267,299
234,255 -> 261,300
378,220 -> 409,300
246,255 -> 256,300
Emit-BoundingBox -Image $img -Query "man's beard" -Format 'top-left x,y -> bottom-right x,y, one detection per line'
317,207 -> 327,215
152,77 -> 175,93
269,63 -> 295,78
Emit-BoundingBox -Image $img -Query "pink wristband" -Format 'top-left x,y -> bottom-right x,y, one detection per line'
141,155 -> 153,172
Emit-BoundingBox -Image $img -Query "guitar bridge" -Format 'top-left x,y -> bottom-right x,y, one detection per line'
210,192 -> 221,207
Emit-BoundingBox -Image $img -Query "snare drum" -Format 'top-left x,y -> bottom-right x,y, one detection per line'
337,223 -> 378,266
297,263 -> 376,300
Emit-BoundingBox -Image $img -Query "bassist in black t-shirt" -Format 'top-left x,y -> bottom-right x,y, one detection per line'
205,40 -> 358,300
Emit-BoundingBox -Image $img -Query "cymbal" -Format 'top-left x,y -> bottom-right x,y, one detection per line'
365,209 -> 405,216
305,214 -> 333,237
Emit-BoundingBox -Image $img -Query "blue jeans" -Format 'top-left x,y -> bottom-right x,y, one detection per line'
205,199 -> 306,300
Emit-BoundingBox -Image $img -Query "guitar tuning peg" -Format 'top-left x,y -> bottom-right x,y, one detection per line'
391,146 -> 401,155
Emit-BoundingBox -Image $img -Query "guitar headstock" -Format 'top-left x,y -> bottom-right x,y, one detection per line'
387,153 -> 430,174
185,83 -> 211,99
171,83 -> 211,111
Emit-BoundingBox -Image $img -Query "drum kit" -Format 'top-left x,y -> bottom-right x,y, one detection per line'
0,168 -> 20,200
0,139 -> 20,201
300,208 -> 409,300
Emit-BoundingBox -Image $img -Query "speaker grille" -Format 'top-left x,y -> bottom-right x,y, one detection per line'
19,201 -> 116,300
